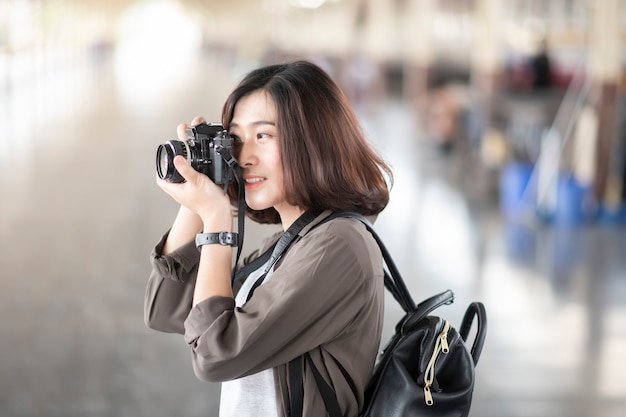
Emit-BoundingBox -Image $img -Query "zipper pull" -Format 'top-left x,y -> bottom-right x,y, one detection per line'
440,321 -> 450,353
424,385 -> 434,406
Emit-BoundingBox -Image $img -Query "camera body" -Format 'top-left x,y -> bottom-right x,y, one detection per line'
156,122 -> 235,184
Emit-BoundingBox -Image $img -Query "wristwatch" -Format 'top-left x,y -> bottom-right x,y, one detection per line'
195,231 -> 239,251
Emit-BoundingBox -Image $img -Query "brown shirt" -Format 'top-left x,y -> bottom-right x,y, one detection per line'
145,211 -> 384,417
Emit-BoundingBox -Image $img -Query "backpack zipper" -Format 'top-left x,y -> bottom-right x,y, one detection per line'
423,320 -> 451,406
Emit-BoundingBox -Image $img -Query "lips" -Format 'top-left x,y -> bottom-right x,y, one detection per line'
243,175 -> 266,188
245,177 -> 264,184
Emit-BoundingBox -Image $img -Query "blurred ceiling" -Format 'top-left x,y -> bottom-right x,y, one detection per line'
0,0 -> 617,71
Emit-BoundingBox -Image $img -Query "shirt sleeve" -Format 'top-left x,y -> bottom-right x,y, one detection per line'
183,219 -> 380,383
144,230 -> 200,334
144,229 -> 281,334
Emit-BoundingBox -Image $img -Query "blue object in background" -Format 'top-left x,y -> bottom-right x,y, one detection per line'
597,202 -> 626,224
553,174 -> 597,226
499,162 -> 535,220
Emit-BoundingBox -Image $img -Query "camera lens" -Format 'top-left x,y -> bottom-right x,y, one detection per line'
156,140 -> 188,183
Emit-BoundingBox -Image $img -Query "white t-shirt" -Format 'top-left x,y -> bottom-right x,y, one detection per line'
219,262 -> 279,417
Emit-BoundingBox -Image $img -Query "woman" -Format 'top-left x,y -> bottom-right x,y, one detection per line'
145,60 -> 393,417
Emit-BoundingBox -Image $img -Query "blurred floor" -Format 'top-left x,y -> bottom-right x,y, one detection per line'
1,49 -> 625,417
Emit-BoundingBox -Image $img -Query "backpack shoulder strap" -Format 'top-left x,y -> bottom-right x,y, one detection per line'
321,211 -> 417,313
288,211 -> 420,417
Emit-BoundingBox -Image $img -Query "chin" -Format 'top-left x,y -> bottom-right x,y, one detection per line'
245,200 -> 272,212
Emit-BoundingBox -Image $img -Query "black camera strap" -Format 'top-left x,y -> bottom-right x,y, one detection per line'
216,146 -> 246,276
244,210 -> 322,302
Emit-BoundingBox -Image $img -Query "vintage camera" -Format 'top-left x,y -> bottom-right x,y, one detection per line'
156,122 -> 235,184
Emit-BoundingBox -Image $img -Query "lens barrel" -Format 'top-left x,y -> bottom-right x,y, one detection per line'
156,140 -> 188,183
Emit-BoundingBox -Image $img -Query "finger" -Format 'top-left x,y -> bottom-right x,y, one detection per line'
173,155 -> 196,182
177,123 -> 189,141
191,116 -> 206,127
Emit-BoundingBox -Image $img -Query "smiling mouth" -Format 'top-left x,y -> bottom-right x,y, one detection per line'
245,177 -> 265,184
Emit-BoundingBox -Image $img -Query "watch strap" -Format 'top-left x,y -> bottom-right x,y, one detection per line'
196,231 -> 239,250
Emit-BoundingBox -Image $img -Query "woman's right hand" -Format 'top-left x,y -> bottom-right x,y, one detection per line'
157,154 -> 232,224
158,117 -> 234,254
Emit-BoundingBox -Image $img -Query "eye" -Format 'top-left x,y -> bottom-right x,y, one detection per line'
257,132 -> 275,140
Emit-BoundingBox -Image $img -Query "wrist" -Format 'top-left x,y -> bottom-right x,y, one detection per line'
195,231 -> 238,251
201,218 -> 233,235
199,208 -> 233,232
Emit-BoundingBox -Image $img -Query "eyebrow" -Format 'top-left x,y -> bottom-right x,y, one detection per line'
229,120 -> 276,129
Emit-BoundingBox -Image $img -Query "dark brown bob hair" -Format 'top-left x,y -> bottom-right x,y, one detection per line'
222,60 -> 393,224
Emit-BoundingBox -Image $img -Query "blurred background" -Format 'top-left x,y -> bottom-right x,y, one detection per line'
1,0 -> 626,416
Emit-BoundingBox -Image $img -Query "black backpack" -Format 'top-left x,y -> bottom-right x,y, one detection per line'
240,211 -> 488,417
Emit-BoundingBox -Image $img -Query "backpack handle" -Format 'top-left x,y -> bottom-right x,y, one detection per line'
400,289 -> 455,332
459,301 -> 488,365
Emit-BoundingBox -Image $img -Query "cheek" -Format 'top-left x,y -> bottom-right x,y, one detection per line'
261,143 -> 283,175
269,154 -> 285,189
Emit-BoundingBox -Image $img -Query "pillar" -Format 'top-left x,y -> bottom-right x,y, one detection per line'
587,0 -> 622,203
470,0 -> 503,101
400,0 -> 436,108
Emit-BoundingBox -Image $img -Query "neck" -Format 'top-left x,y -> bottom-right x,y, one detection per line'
277,206 -> 306,231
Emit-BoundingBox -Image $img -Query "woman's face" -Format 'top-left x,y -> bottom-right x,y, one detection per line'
229,90 -> 302,226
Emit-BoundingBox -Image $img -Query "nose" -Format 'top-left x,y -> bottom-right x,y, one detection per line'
236,138 -> 257,167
